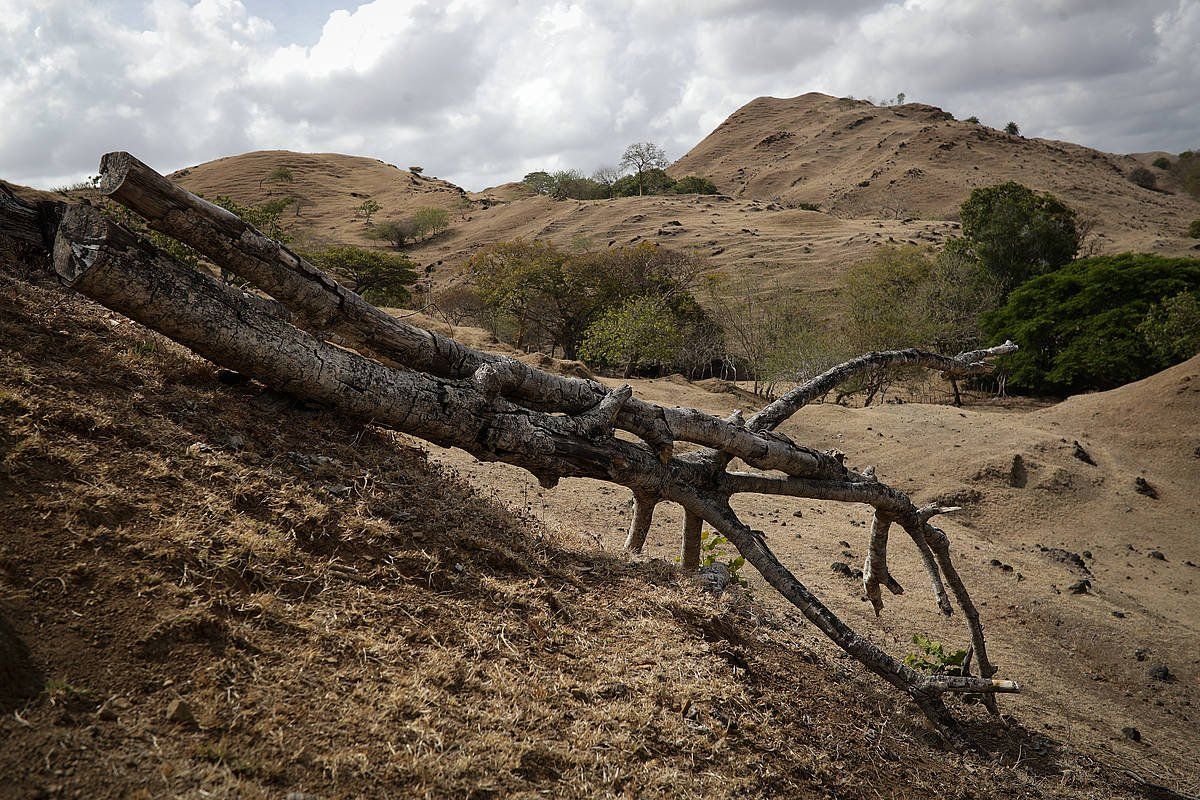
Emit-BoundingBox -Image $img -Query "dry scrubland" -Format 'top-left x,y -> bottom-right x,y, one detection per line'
2,92 -> 1199,798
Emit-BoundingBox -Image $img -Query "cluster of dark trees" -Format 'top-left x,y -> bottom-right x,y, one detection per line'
523,142 -> 719,201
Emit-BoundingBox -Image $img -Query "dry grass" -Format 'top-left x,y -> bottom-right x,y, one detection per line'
0,247 -> 1181,799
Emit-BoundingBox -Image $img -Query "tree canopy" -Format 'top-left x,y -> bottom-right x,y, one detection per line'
982,253 -> 1200,394
958,182 -> 1079,290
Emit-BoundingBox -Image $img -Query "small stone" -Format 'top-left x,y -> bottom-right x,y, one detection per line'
165,698 -> 195,725
1134,648 -> 1149,662
791,510 -> 803,518
1149,550 -> 1166,561
1148,665 -> 1173,682
1067,579 -> 1091,594
1112,611 -> 1126,618
1071,441 -> 1096,465
830,562 -> 853,578
1134,477 -> 1159,499
1121,726 -> 1141,742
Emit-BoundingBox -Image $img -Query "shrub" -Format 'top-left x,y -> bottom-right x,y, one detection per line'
1004,121 -> 1020,136
1129,167 -> 1157,190
981,254 -> 1200,394
964,116 -> 980,124
612,168 -> 674,197
1190,219 -> 1200,238
305,245 -> 417,307
1152,156 -> 1172,170
958,182 -> 1079,290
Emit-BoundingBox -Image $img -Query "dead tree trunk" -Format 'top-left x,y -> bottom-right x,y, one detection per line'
22,153 -> 1025,748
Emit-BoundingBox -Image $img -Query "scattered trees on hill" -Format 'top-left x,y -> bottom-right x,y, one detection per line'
981,254 -> 1200,394
619,142 -> 669,196
522,167 -> 718,200
465,240 -> 712,365
956,182 -> 1079,290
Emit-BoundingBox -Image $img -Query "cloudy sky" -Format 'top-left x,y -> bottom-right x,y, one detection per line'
2,0 -> 1198,190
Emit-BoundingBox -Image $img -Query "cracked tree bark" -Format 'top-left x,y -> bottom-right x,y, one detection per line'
11,153 -> 1027,748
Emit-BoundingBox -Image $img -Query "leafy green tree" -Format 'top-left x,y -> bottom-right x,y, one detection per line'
1138,292 -> 1200,363
523,171 -> 555,195
356,199 -> 381,224
260,166 -> 294,193
618,142 -> 669,196
672,175 -> 718,195
612,168 -> 674,197
981,254 -> 1200,394
305,245 -> 417,306
213,195 -> 291,242
369,219 -> 419,248
1004,121 -> 1020,135
580,296 -> 683,377
411,207 -> 450,239
958,182 -> 1079,290
843,245 -> 937,352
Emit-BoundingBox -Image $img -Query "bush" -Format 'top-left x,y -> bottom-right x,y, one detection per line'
671,175 -> 718,195
981,254 -> 1200,394
1138,292 -> 1200,363
612,168 -> 674,197
958,182 -> 1079,290
1129,167 -> 1157,190
305,245 -> 417,307
1152,156 -> 1172,170
1004,121 -> 1020,136
1190,219 -> 1200,238
370,219 -> 419,248
964,116 -> 980,125
356,199 -> 381,224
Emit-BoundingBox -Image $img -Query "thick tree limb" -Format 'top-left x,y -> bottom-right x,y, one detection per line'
51,157 -> 1026,747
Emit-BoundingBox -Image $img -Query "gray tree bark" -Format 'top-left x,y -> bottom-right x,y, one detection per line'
25,154 -> 1026,748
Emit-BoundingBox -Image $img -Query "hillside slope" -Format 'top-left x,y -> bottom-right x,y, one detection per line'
2,222 -> 1194,798
671,93 -> 1200,254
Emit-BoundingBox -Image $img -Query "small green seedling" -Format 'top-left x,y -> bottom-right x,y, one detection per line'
699,530 -> 749,589
903,633 -> 967,675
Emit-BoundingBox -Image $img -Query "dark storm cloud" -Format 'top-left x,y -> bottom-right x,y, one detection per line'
1,0 -> 1196,190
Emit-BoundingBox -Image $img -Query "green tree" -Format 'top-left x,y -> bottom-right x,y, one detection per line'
1190,219 -> 1200,238
580,296 -> 683,377
981,254 -> 1200,394
411,207 -> 450,239
356,199 -> 381,224
843,245 -> 937,352
1138,292 -> 1200,363
964,116 -> 980,124
369,219 -> 418,248
523,171 -> 555,195
612,168 -> 674,197
260,166 -> 294,193
1004,121 -> 1020,136
1152,156 -> 1171,170
618,142 -> 669,196
305,245 -> 418,306
958,182 -> 1079,290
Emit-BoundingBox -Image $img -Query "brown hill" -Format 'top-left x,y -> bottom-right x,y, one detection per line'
670,93 -> 1200,254
171,150 -> 473,251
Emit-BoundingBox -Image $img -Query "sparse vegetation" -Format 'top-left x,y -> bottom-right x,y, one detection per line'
903,634 -> 967,675
370,206 -> 451,248
1152,156 -> 1172,170
1004,121 -> 1020,136
356,198 -> 381,224
619,141 -> 670,196
259,166 -> 294,193
1190,219 -> 1200,238
964,116 -> 980,124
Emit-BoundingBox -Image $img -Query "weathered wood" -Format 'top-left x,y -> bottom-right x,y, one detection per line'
58,160 -> 1026,747
680,512 -> 703,571
0,185 -> 60,252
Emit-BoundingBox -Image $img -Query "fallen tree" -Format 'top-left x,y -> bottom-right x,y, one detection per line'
4,154 -> 1020,748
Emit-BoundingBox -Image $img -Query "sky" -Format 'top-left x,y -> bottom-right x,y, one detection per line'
2,0 -> 1198,191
